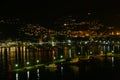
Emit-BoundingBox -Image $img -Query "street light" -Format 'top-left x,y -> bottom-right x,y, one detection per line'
15,64 -> 18,67
36,60 -> 39,63
26,62 -> 30,65
60,55 -> 63,59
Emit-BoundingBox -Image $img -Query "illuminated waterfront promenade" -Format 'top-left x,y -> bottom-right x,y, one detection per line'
0,39 -> 120,72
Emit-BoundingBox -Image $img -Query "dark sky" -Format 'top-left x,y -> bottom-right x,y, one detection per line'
0,0 -> 120,27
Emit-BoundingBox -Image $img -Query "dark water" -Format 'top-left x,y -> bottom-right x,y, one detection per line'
0,42 -> 120,80
1,57 -> 120,80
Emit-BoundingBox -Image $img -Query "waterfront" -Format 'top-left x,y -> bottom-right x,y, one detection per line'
0,40 -> 120,80
1,0 -> 120,79
1,56 -> 120,80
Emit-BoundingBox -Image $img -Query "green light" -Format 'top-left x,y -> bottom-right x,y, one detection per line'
15,64 -> 18,67
112,50 -> 114,53
27,62 -> 30,65
68,40 -> 71,43
60,55 -> 63,58
36,60 -> 39,63
90,51 -> 92,55
78,52 -> 80,55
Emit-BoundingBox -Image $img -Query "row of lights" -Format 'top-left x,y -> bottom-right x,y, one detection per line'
15,55 -> 64,68
15,60 -> 40,68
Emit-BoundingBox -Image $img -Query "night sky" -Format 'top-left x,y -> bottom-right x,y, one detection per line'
0,0 -> 120,27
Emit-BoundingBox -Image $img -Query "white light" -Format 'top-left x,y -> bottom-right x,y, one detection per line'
68,43 -> 71,45
27,62 -> 30,65
112,57 -> 114,67
103,41 -> 106,44
61,66 -> 63,70
51,41 -> 55,46
37,69 -> 39,73
61,66 -> 63,75
112,50 -> 114,53
95,40 -> 98,42
15,64 -> 18,67
16,73 -> 18,80
106,42 -> 108,44
112,57 -> 114,62
85,41 -> 88,44
36,60 -> 39,63
64,23 -> 67,26
68,40 -> 71,43
27,71 -> 30,79
60,55 -> 63,58
78,52 -> 80,55
39,42 -> 43,45
69,49 -> 72,58
37,69 -> 40,78
90,51 -> 92,55
54,57 -> 56,60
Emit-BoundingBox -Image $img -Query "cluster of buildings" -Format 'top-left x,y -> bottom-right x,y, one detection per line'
0,15 -> 120,43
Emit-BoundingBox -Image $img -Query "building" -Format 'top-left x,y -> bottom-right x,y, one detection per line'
53,15 -> 117,39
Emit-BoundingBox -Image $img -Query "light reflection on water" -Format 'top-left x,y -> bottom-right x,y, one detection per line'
27,70 -> 30,80
1,58 -> 120,80
0,44 -> 120,80
36,69 -> 40,80
15,73 -> 18,80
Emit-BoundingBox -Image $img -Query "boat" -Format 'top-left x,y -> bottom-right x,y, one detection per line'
45,63 -> 57,71
45,63 -> 57,68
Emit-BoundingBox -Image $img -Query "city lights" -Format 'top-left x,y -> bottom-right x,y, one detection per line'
1,0 -> 120,80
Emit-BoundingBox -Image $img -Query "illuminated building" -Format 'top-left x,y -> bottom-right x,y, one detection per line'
53,15 -> 117,39
18,23 -> 57,42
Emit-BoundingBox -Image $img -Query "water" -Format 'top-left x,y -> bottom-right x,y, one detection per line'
1,42 -> 120,80
1,57 -> 120,80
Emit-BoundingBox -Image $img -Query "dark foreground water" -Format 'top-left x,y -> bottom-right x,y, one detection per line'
1,57 -> 120,80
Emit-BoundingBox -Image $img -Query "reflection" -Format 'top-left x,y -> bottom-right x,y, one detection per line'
112,57 -> 114,67
81,46 -> 83,55
45,63 -> 57,71
68,49 -> 72,58
1,40 -> 120,80
107,46 -> 110,52
36,60 -> 39,63
112,46 -> 115,53
27,70 -> 30,80
103,46 -> 106,54
69,65 -> 79,75
37,69 -> 40,80
60,66 -> 63,75
2,41 -> 118,71
16,73 -> 19,80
